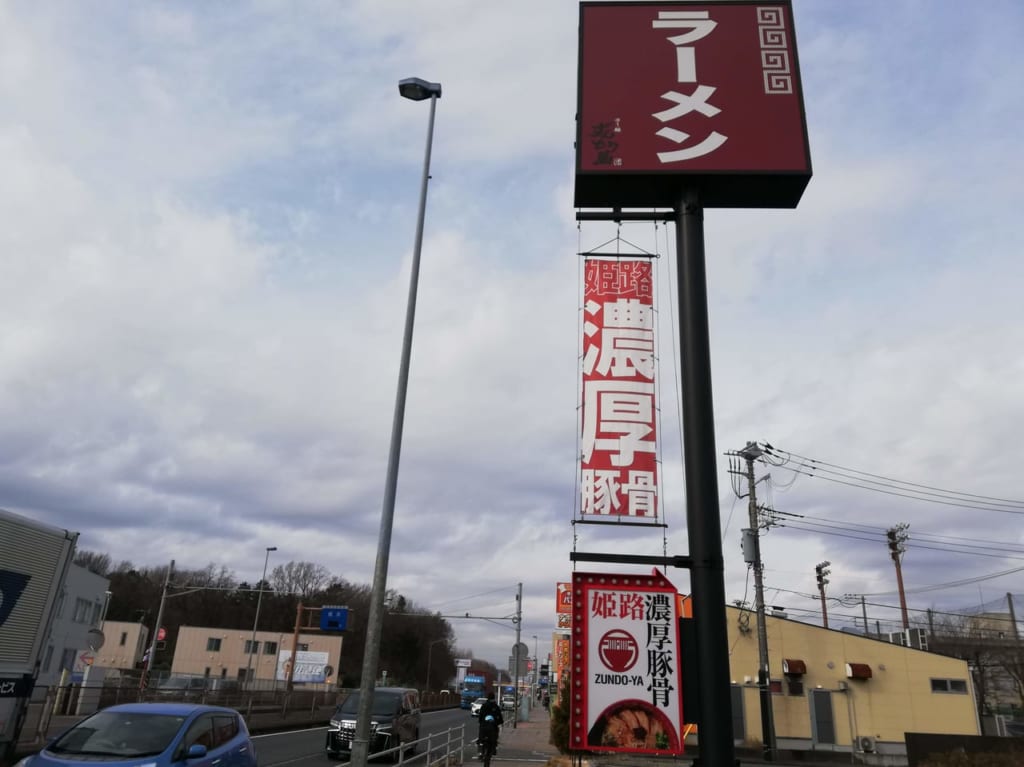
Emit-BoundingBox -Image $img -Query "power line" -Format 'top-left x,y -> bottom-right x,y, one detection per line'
431,585 -> 517,610
854,565 -> 1024,597
768,462 -> 1024,515
779,519 -> 1024,560
786,511 -> 1024,553
782,511 -> 886,533
778,522 -> 881,545
772,586 -> 1022,626
781,521 -> 1024,561
762,443 -> 1024,514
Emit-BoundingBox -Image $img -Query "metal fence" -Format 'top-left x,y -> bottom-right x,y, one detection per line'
335,725 -> 470,767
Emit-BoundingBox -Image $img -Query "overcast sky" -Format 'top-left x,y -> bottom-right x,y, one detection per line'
2,0 -> 1023,669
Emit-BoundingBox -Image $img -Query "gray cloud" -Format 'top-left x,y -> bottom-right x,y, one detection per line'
1,1 -> 1022,665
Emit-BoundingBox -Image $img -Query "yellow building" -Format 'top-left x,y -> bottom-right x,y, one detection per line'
724,605 -> 979,759
171,626 -> 343,687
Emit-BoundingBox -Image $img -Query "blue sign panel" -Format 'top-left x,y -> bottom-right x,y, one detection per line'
320,606 -> 349,632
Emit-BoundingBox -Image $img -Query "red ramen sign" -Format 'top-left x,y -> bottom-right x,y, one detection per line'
571,570 -> 684,755
575,1 -> 811,208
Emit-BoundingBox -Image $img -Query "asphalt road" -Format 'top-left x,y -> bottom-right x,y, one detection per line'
254,708 -> 479,767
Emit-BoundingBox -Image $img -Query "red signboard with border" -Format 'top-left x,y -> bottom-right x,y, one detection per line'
571,570 -> 684,755
557,582 -> 573,614
575,1 -> 811,208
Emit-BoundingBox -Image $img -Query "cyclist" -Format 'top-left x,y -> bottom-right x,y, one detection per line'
478,714 -> 500,766
476,693 -> 503,758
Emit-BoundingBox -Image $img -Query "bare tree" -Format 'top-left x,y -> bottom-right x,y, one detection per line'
927,610 -> 1021,714
180,563 -> 238,590
988,643 -> 1024,710
74,550 -> 113,576
270,561 -> 331,599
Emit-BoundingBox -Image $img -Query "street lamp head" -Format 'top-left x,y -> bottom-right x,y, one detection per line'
399,77 -> 442,101
267,546 -> 278,552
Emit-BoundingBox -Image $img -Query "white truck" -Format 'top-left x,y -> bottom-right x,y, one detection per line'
0,508 -> 78,761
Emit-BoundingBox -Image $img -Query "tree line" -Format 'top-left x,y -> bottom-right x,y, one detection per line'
75,550 -> 499,689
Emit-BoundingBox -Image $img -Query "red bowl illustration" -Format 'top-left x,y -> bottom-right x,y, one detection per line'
587,698 -> 679,751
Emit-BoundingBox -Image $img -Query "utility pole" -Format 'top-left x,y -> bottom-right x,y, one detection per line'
513,582 -> 522,728
1007,593 -> 1021,641
887,524 -> 910,630
815,562 -> 831,629
287,601 -> 303,692
861,595 -> 869,636
285,602 -> 332,691
142,559 -> 174,693
737,441 -> 776,761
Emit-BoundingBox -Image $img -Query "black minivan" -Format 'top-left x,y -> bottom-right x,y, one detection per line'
326,687 -> 421,760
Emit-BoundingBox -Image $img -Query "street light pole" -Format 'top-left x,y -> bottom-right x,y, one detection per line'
350,76 -> 441,767
245,546 -> 277,689
425,638 -> 445,693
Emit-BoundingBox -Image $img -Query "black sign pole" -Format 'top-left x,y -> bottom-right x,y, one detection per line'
675,189 -> 735,767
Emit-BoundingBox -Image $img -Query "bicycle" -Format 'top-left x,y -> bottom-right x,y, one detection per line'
478,734 -> 497,767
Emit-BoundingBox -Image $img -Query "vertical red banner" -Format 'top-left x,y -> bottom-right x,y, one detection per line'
581,258 -> 659,519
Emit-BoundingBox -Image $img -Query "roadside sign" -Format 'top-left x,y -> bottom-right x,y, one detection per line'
571,570 -> 684,755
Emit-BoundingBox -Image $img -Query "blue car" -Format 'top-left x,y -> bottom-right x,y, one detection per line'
15,703 -> 257,767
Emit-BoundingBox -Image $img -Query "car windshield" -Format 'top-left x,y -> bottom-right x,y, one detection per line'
49,711 -> 186,758
337,693 -> 401,717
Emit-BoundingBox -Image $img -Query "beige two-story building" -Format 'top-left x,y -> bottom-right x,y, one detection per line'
95,620 -> 149,671
171,626 -> 343,687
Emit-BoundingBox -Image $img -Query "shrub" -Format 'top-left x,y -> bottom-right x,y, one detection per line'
549,674 -> 572,754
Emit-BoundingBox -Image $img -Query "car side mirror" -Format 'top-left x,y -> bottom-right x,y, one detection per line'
187,744 -> 208,759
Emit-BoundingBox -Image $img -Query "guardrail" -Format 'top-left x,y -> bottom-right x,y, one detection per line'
333,725 -> 469,767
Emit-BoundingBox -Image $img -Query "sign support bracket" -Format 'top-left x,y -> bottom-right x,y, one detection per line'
571,552 -> 692,569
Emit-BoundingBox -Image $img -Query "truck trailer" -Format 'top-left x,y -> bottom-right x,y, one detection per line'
0,508 -> 78,761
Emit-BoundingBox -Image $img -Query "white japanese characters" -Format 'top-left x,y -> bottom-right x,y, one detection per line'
651,10 -> 728,162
